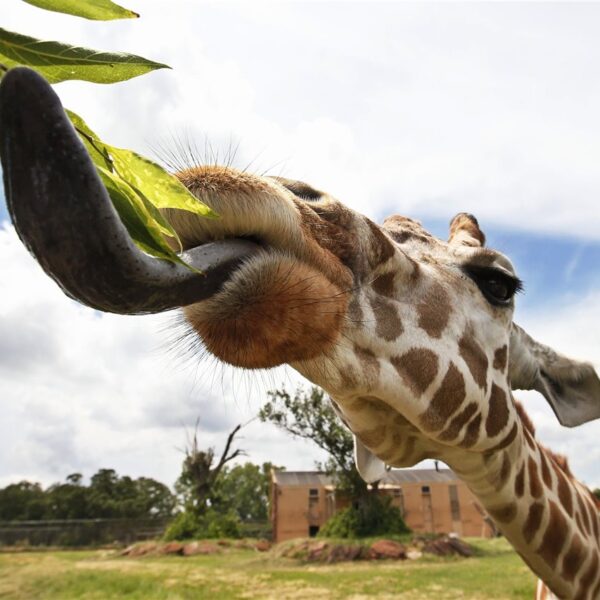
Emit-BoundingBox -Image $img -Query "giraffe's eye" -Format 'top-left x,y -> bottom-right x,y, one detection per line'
465,266 -> 523,307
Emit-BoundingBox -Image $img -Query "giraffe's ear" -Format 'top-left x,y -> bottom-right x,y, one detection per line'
509,323 -> 600,427
354,437 -> 387,484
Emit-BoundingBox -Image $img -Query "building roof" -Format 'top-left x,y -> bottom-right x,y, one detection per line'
272,468 -> 459,487
382,468 -> 460,485
272,471 -> 333,487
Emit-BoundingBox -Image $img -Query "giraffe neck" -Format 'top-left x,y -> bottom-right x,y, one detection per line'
444,422 -> 600,599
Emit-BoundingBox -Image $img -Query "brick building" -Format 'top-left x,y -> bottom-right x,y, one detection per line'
270,468 -> 494,543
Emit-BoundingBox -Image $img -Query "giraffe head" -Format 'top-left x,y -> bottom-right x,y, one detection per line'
2,68 -> 600,481
162,167 -> 600,479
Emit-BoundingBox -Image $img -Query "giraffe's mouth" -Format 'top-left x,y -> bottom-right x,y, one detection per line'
0,67 -> 261,314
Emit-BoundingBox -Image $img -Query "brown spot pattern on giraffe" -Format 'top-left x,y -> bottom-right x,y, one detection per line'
540,451 -> 553,488
488,502 -> 517,523
577,493 -> 592,536
577,553 -> 599,600
485,384 -> 509,437
588,501 -> 599,539
524,427 -> 537,451
416,282 -> 451,338
575,511 -> 586,538
561,533 -> 585,583
592,573 -> 600,600
523,502 -> 544,544
369,296 -> 403,341
458,332 -> 489,391
391,434 -> 416,464
439,401 -> 478,442
489,451 -> 511,491
528,457 -> 543,499
391,348 -> 439,397
485,422 -> 518,453
514,463 -> 525,498
354,345 -> 380,383
537,501 -> 568,569
419,362 -> 466,432
459,414 -> 482,448
555,468 -> 573,517
493,345 -> 508,372
372,272 -> 396,298
347,296 -> 364,325
357,425 -> 387,449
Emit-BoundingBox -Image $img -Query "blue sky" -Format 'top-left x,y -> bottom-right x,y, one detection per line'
1,1 -> 600,490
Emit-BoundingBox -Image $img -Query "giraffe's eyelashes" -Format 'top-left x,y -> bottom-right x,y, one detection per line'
464,266 -> 524,307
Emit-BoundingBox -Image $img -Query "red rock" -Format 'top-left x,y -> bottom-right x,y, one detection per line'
160,542 -> 184,555
369,539 -> 407,560
122,542 -> 159,557
255,539 -> 271,552
422,535 -> 473,557
307,540 -> 329,560
182,541 -> 221,556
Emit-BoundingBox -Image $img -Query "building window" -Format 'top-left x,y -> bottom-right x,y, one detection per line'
449,485 -> 461,521
393,488 -> 405,517
309,525 -> 320,537
421,485 -> 431,494
309,488 -> 319,507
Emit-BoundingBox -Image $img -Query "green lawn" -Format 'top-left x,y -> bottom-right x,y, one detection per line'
0,538 -> 535,599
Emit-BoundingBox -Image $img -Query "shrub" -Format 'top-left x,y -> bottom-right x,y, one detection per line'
163,509 -> 241,541
319,495 -> 410,538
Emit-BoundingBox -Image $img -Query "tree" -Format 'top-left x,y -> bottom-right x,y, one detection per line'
215,462 -> 282,522
135,477 -> 177,518
0,481 -> 46,521
259,385 -> 409,538
175,423 -> 246,516
259,386 -> 367,500
46,479 -> 89,519
0,471 -> 176,521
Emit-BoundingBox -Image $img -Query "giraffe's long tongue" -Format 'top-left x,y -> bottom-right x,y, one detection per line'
0,67 -> 259,314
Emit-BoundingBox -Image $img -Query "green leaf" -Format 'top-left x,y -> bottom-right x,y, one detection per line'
97,166 -> 183,263
67,110 -> 182,246
67,109 -> 216,231
65,110 -> 215,270
65,109 -> 113,170
0,27 -> 169,84
22,0 -> 139,20
109,149 -> 219,219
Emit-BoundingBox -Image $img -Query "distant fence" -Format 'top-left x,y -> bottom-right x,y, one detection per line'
0,518 -> 170,547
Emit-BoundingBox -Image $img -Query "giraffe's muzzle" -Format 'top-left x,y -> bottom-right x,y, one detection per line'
0,67 -> 260,314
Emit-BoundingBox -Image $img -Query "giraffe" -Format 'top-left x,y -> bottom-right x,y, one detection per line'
1,68 -> 600,599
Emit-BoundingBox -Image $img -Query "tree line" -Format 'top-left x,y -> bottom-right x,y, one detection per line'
0,463 -> 276,525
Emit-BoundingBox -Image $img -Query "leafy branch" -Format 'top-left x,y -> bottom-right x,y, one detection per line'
1,1 -> 216,268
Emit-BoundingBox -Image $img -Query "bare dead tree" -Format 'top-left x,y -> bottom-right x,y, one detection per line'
177,422 -> 247,514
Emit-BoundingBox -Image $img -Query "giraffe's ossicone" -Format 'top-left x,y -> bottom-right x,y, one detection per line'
1,68 -> 599,600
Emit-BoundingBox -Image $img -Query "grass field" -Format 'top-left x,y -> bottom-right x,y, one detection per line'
0,538 -> 535,599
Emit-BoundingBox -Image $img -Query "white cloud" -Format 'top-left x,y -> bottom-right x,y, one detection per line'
3,2 -> 600,237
